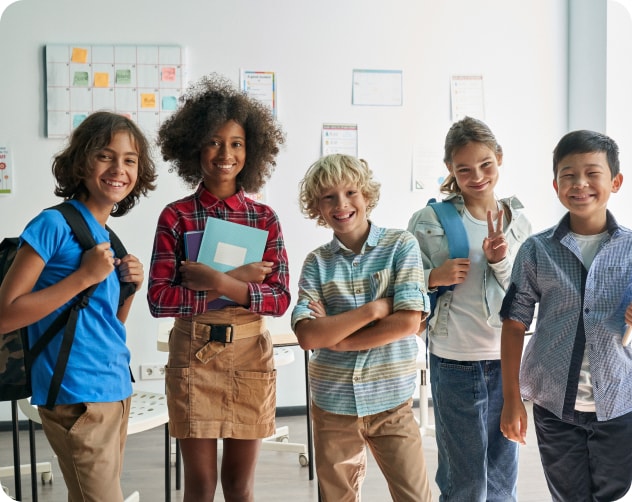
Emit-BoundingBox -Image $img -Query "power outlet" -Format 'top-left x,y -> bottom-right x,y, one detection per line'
140,364 -> 165,380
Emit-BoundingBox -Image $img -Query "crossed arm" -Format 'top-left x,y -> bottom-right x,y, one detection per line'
294,297 -> 422,352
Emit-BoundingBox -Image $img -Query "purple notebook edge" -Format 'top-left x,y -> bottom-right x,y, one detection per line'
184,231 -> 204,261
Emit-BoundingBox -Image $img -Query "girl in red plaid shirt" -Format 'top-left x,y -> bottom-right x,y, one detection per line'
147,74 -> 290,502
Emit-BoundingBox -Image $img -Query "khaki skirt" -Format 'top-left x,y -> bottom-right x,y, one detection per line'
165,307 -> 276,439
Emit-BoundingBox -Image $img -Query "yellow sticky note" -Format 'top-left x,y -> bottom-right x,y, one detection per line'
71,47 -> 88,64
94,72 -> 109,88
141,93 -> 156,108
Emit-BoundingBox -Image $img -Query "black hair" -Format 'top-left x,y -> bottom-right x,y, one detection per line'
553,130 -> 620,178
157,73 -> 285,192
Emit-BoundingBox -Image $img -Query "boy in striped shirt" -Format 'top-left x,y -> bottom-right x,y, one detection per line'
291,154 -> 432,502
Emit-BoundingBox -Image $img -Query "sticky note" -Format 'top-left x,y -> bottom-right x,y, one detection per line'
141,93 -> 156,108
116,69 -> 132,84
161,67 -> 176,82
71,47 -> 88,64
72,114 -> 87,128
73,72 -> 89,86
94,72 -> 109,87
161,96 -> 177,110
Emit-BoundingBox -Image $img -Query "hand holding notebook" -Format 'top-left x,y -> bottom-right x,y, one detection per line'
186,217 -> 268,271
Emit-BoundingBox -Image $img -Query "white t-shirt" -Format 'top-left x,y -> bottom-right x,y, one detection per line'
574,231 -> 608,412
432,207 -> 500,361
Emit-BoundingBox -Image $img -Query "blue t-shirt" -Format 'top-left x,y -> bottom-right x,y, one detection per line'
20,200 -> 132,405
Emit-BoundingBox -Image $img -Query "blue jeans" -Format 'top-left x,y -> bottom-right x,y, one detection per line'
430,354 -> 518,502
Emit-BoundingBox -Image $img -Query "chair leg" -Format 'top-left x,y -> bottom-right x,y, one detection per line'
11,400 -> 22,502
175,439 -> 181,490
164,423 -> 170,502
304,350 -> 314,481
29,419 -> 38,502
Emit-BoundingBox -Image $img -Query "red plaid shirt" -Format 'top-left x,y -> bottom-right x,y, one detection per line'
147,184 -> 290,318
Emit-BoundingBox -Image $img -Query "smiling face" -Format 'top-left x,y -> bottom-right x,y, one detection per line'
447,141 -> 501,205
200,119 -> 246,199
553,151 -> 622,234
82,131 -> 138,216
317,182 -> 370,253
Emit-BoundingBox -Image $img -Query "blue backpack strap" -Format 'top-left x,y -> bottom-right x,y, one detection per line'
428,200 -> 469,259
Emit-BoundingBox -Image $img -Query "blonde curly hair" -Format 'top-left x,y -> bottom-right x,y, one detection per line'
298,154 -> 380,227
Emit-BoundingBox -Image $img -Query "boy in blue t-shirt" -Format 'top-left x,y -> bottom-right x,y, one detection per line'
500,130 -> 632,501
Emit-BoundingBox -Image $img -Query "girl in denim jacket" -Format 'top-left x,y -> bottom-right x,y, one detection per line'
407,116 -> 531,502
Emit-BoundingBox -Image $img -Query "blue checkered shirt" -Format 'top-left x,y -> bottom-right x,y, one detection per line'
500,211 -> 632,421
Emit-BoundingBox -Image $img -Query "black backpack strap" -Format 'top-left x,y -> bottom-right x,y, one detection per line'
44,283 -> 97,409
51,203 -> 96,251
54,202 -> 135,305
105,224 -> 136,305
36,203 -> 99,408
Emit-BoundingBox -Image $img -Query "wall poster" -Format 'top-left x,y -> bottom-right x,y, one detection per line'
45,44 -> 187,139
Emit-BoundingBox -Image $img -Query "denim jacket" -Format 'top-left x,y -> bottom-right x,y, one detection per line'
407,194 -> 531,334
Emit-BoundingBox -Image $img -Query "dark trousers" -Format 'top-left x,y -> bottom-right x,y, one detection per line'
533,403 -> 632,502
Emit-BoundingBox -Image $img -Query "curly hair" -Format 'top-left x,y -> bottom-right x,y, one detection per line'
157,73 -> 285,192
440,116 -> 502,195
299,154 -> 381,227
52,111 -> 157,217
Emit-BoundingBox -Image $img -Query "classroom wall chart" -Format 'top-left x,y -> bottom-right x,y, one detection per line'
45,44 -> 187,139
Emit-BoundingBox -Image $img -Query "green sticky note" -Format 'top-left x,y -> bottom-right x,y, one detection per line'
116,69 -> 132,84
72,71 -> 89,86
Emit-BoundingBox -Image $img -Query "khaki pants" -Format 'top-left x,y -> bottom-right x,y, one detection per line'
38,398 -> 131,502
312,399 -> 432,502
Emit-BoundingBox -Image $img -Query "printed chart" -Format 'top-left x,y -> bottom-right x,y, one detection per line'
45,44 -> 187,139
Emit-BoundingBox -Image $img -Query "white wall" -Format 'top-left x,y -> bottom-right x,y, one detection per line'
0,0 -> 568,420
607,0 -> 632,227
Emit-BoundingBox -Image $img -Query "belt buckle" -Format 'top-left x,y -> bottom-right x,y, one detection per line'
209,324 -> 234,343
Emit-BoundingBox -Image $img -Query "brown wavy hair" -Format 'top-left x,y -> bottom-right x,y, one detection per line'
440,116 -> 502,195
157,73 -> 285,192
52,111 -> 157,216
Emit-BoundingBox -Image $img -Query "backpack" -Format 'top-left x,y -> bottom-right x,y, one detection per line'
426,198 -> 469,319
0,202 -> 135,408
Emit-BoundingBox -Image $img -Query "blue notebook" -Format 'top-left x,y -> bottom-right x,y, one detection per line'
196,217 -> 269,272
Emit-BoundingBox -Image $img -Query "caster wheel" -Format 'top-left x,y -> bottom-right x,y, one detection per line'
299,453 -> 309,467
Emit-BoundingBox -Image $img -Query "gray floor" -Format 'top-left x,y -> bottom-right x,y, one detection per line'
0,401 -> 550,502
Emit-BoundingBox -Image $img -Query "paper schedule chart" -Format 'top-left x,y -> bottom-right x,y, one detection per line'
45,44 -> 187,138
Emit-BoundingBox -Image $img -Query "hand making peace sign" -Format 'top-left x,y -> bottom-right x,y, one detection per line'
482,208 -> 507,264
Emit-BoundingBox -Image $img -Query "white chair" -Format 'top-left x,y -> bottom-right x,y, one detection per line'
249,346 -> 309,466
2,392 -> 171,502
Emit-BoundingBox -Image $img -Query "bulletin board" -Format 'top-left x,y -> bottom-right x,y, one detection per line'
45,44 -> 187,139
